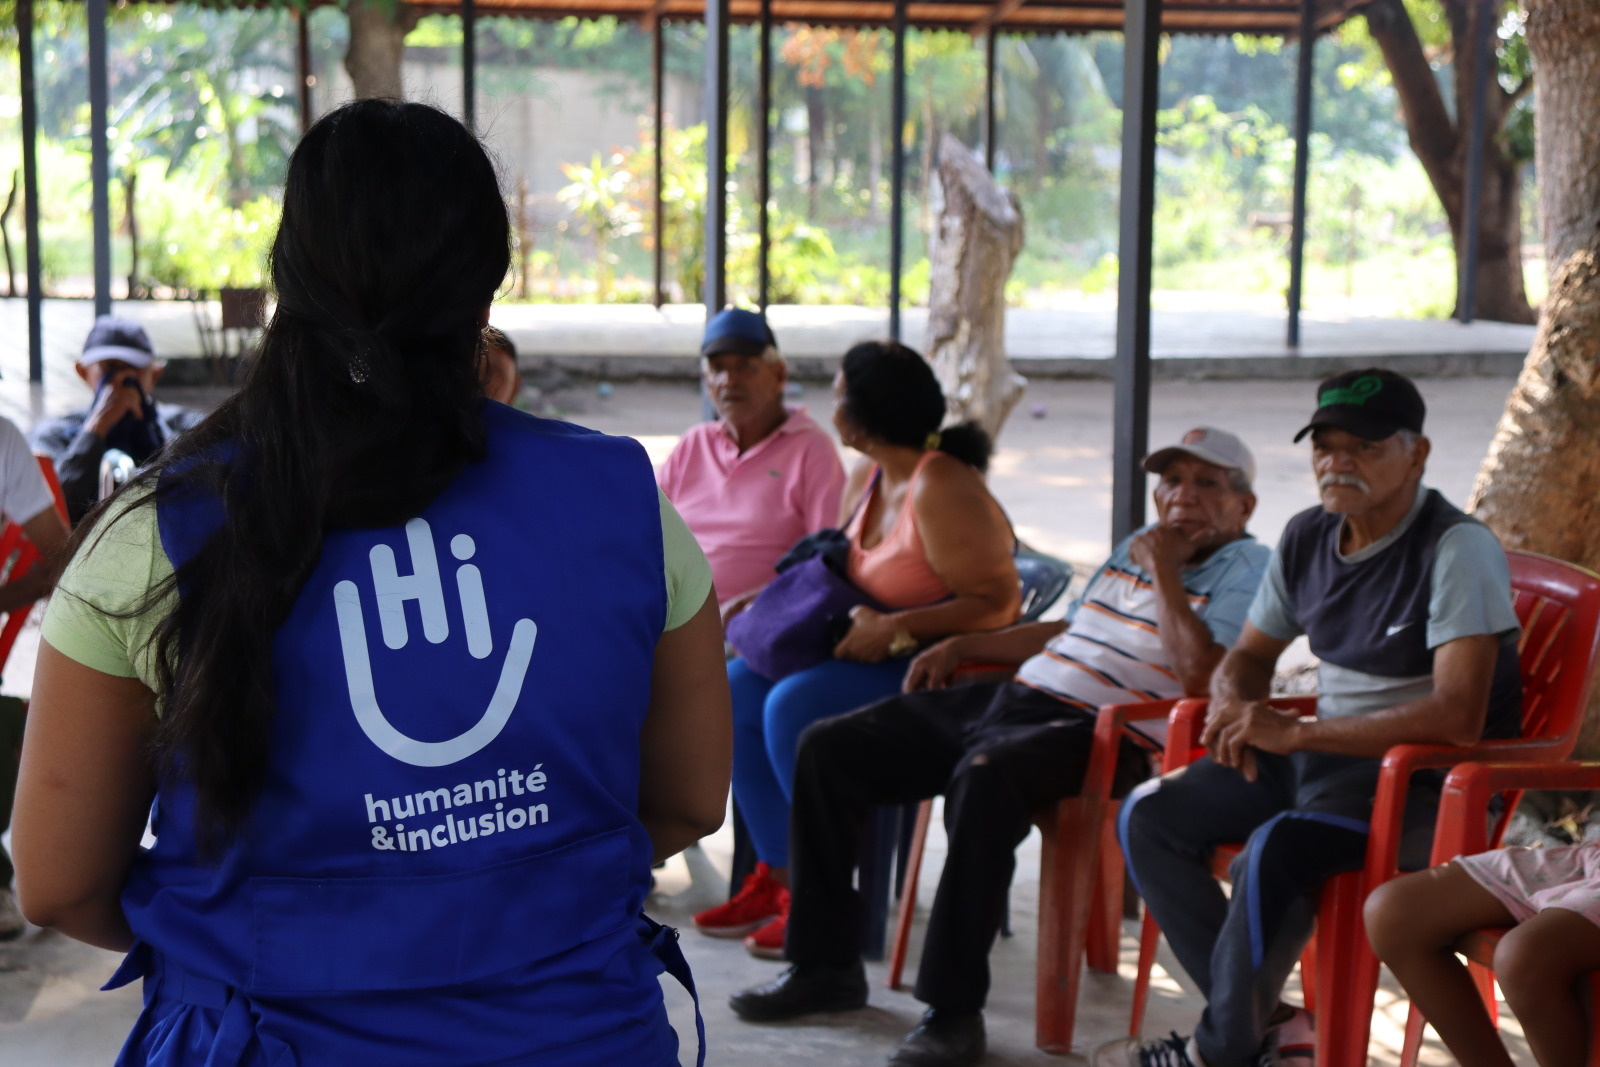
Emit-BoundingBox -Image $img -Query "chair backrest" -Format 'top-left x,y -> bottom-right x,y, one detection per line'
0,523 -> 39,674
36,453 -> 68,523
0,456 -> 74,676
1016,548 -> 1073,623
1507,549 -> 1600,755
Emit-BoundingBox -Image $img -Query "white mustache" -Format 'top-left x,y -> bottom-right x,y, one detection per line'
1319,473 -> 1370,493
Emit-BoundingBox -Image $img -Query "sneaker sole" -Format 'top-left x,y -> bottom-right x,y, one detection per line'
695,917 -> 775,938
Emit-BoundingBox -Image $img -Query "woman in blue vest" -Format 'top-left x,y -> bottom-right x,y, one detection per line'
11,100 -> 731,1066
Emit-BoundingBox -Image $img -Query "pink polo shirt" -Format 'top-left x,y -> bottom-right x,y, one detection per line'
658,408 -> 846,605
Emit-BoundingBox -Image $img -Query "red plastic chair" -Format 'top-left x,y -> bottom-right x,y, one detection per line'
1128,550 -> 1600,1067
1398,759 -> 1600,1067
0,456 -> 71,672
887,695 -> 1174,1054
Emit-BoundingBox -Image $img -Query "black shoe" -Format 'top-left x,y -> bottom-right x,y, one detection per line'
887,1009 -> 986,1066
729,962 -> 869,1022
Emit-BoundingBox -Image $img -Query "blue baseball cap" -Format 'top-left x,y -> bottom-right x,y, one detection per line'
81,315 -> 156,368
702,308 -> 777,358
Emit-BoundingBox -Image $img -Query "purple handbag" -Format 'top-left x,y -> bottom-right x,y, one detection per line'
726,473 -> 887,681
725,550 -> 886,682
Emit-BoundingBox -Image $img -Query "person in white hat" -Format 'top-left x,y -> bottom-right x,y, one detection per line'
30,315 -> 203,523
729,426 -> 1269,1067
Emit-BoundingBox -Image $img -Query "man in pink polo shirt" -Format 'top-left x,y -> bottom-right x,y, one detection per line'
659,309 -> 846,618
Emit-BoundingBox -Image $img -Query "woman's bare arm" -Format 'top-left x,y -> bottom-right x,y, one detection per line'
835,455 -> 1020,661
637,591 -> 732,863
14,640 -> 157,952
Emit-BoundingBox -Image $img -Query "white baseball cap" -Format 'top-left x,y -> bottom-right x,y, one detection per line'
1142,426 -> 1256,488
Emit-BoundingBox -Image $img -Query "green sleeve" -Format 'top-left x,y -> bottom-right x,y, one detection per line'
659,489 -> 713,631
40,500 -> 174,690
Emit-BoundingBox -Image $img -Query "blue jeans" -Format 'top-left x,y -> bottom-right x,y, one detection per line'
728,656 -> 908,868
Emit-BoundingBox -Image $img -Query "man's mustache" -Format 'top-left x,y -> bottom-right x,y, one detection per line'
1319,473 -> 1370,493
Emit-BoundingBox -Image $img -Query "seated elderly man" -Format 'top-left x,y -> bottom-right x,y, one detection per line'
31,316 -> 202,524
658,308 -> 845,614
1100,369 -> 1522,1067
729,427 -> 1271,1067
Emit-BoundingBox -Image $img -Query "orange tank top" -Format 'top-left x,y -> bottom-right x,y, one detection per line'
846,452 -> 952,609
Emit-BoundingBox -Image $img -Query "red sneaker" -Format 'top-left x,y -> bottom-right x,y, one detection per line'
743,910 -> 787,960
694,862 -> 788,938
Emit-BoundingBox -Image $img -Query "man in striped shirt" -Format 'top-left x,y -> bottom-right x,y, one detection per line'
729,426 -> 1271,1067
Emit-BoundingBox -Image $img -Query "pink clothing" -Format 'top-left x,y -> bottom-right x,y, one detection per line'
845,452 -> 952,609
1457,841 -> 1600,929
658,408 -> 846,605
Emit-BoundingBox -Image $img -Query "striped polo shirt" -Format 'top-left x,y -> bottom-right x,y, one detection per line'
1013,528 -> 1271,744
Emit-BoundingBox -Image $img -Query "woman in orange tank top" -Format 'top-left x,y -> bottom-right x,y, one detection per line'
699,341 -> 1020,957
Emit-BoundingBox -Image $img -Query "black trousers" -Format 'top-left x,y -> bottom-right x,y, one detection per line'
785,680 -> 1151,1013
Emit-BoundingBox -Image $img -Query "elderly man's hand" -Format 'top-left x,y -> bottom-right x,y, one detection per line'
1129,523 -> 1200,576
1209,700 -> 1305,781
86,371 -> 148,439
902,636 -> 965,691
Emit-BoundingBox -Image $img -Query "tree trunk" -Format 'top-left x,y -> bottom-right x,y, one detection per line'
1363,0 -> 1535,324
124,169 -> 139,298
805,86 -> 824,217
867,107 -> 883,224
923,133 -> 1025,442
1468,0 -> 1600,753
344,0 -> 419,101
1,171 -> 16,298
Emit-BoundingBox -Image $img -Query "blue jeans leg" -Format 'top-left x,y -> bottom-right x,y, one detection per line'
731,657 -> 907,869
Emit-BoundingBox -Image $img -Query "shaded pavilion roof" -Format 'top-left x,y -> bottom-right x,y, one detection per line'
402,0 -> 1367,37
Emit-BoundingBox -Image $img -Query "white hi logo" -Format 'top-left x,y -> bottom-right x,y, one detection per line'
333,518 -> 538,767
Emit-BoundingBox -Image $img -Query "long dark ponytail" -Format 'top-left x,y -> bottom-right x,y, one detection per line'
75,101 -> 512,852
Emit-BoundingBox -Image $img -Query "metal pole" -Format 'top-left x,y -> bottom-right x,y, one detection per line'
757,0 -> 772,310
1459,0 -> 1493,325
888,0 -> 907,342
984,29 -> 998,173
297,9 -> 313,135
462,0 -> 476,133
1286,0 -> 1314,347
652,18 -> 665,309
1112,0 -> 1161,544
88,0 -> 111,314
18,0 -> 41,381
703,0 -> 729,316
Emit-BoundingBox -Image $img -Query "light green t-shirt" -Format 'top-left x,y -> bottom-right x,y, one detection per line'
42,489 -> 712,690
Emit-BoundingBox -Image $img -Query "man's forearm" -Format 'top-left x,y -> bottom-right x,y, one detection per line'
1290,695 -> 1485,757
937,620 -> 1067,665
0,571 -> 50,615
1212,646 -> 1275,705
57,431 -> 109,523
1150,562 -> 1225,694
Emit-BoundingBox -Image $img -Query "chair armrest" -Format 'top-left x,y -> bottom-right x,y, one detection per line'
1430,760 -> 1600,865
1161,694 -> 1323,770
1365,739 -> 1575,886
951,662 -> 1017,686
1083,699 -> 1181,802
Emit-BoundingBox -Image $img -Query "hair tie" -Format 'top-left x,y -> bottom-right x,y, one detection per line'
925,431 -> 942,451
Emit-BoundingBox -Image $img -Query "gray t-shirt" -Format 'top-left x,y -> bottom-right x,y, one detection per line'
1249,487 -> 1519,719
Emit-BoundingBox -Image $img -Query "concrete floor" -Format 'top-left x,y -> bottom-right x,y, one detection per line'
0,330 -> 1540,1064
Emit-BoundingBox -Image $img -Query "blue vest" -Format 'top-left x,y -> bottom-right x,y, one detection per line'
108,403 -> 696,1066
1277,488 -> 1521,741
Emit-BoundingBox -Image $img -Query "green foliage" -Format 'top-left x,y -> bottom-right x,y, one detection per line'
139,180 -> 277,294
558,151 -> 642,301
